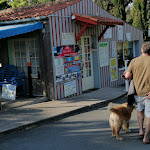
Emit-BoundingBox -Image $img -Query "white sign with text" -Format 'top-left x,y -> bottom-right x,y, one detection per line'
2,84 -> 16,100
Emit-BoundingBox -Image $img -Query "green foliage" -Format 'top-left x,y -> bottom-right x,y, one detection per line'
132,0 -> 149,40
28,0 -> 52,6
0,0 -> 53,9
95,0 -> 149,40
132,0 -> 141,28
95,0 -> 133,21
0,0 -> 7,4
95,0 -> 114,11
0,0 -> 10,10
126,8 -> 133,24
8,0 -> 28,8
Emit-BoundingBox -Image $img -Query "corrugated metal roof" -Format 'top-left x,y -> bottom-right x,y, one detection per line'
0,0 -> 81,22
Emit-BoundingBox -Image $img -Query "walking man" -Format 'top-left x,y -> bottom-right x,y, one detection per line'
125,42 -> 150,144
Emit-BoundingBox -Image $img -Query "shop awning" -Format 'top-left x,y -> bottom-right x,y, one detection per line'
71,13 -> 124,42
0,22 -> 43,39
72,13 -> 124,25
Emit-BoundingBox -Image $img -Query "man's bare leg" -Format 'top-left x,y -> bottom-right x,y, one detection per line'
143,117 -> 150,143
137,110 -> 144,136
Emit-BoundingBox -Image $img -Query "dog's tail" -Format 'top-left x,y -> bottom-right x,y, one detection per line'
107,102 -> 114,112
107,102 -> 120,114
109,108 -> 119,114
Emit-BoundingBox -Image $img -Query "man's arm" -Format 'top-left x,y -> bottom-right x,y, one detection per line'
125,59 -> 133,79
125,71 -> 132,79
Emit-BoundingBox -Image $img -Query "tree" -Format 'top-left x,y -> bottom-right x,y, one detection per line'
95,0 -> 133,21
8,0 -> 54,8
132,0 -> 149,40
95,0 -> 149,40
95,0 -> 114,11
126,7 -> 133,24
8,0 -> 28,8
0,0 -> 10,10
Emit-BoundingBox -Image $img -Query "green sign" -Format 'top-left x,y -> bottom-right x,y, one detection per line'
99,42 -> 107,47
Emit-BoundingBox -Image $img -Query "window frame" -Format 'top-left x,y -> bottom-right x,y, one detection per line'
12,38 -> 39,78
117,41 -> 134,70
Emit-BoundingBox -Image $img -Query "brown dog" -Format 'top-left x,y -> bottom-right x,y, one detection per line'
109,102 -> 134,140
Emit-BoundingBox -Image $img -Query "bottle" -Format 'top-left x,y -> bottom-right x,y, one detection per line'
11,77 -> 16,85
4,79 -> 7,84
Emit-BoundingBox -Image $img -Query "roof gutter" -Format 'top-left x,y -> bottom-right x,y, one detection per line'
0,16 -> 48,26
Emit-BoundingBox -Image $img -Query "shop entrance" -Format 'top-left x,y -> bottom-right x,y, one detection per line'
80,36 -> 94,91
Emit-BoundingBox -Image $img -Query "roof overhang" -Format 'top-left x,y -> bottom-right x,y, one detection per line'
71,13 -> 124,42
0,22 -> 43,39
72,13 -> 124,26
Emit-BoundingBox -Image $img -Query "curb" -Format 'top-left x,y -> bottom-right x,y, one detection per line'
0,93 -> 126,137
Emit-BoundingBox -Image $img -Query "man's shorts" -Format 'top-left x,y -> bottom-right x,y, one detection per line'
134,95 -> 150,118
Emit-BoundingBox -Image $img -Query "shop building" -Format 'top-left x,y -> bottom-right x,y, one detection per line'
0,0 -> 143,100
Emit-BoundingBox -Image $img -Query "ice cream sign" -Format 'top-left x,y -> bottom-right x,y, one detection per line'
57,46 -> 78,58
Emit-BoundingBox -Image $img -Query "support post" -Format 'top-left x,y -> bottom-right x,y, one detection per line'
124,60 -> 129,92
76,24 -> 88,43
27,62 -> 33,97
98,25 -> 115,41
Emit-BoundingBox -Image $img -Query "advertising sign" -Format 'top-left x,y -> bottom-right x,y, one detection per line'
104,27 -> 112,39
112,41 -> 117,57
99,42 -> 109,67
56,65 -> 64,76
62,33 -> 75,45
117,25 -> 123,41
2,84 -> 16,100
64,80 -> 76,97
57,46 -> 78,58
110,58 -> 118,82
126,32 -> 131,41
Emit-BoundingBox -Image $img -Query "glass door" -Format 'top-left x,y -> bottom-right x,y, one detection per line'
80,36 -> 94,91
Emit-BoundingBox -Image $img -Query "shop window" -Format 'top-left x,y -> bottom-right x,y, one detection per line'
117,42 -> 124,68
117,42 -> 134,68
124,42 -> 133,60
13,39 -> 39,78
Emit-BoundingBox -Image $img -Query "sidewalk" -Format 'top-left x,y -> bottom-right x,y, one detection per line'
0,86 -> 127,135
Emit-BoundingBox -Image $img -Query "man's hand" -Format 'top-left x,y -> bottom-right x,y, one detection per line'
146,92 -> 150,99
125,71 -> 132,79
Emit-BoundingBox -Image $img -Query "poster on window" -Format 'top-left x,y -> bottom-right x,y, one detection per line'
2,84 -> 16,100
99,42 -> 109,67
117,25 -> 123,41
126,32 -> 131,41
110,58 -> 118,82
112,41 -> 117,57
56,65 -> 64,76
54,58 -> 64,66
104,27 -> 112,39
62,33 -> 75,45
64,80 -> 76,97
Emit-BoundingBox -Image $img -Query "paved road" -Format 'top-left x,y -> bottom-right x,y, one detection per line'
0,97 -> 149,150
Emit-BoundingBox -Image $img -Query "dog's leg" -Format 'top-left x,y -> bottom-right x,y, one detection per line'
116,124 -> 123,140
111,126 -> 115,137
124,122 -> 131,133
